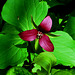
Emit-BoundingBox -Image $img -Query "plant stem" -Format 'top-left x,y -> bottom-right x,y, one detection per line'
48,63 -> 51,75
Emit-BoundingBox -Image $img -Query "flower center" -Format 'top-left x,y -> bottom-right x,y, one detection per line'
37,31 -> 43,39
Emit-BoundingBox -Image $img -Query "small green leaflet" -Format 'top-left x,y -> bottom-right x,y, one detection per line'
32,64 -> 41,73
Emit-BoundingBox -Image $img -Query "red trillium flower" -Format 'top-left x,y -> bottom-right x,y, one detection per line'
18,16 -> 54,52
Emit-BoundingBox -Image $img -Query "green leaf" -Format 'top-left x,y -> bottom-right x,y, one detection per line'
6,66 -> 32,75
37,67 -> 49,75
32,64 -> 41,73
49,31 -> 75,67
35,38 -> 39,51
51,69 -> 60,75
17,61 -> 24,67
64,10 -> 75,40
70,69 -> 75,75
1,0 -> 48,31
33,52 -> 56,73
53,70 -> 72,75
51,69 -> 75,75
30,53 -> 38,62
59,18 -> 63,24
0,34 -> 28,69
1,23 -> 20,34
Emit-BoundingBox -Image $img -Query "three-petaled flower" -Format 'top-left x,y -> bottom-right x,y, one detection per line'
18,16 -> 54,52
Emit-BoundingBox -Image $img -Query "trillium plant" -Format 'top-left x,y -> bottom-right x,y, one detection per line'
0,0 -> 75,75
19,16 -> 54,52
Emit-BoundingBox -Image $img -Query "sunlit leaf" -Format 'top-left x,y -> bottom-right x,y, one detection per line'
49,31 -> 75,67
33,52 -> 56,72
32,64 -> 41,73
1,0 -> 48,31
0,34 -> 28,69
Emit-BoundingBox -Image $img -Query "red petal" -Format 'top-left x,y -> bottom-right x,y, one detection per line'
38,16 -> 52,33
39,34 -> 54,52
18,29 -> 38,41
